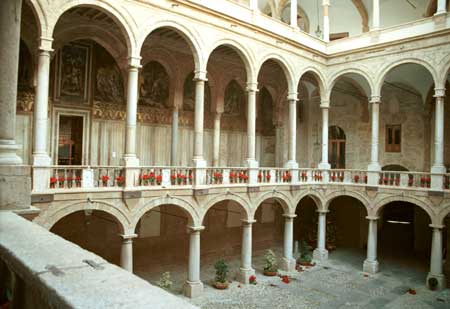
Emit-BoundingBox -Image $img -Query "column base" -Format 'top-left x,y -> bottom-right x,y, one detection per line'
284,161 -> 298,169
244,159 -> 259,168
121,155 -> 140,167
313,249 -> 328,262
367,162 -> 381,171
183,280 -> 203,298
318,162 -> 330,169
426,273 -> 446,290
32,153 -> 52,166
0,142 -> 22,165
280,257 -> 296,272
192,158 -> 207,186
237,267 -> 255,284
363,260 -> 379,274
0,165 -> 31,210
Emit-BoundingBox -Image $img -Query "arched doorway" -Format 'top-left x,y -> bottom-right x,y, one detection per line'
329,126 -> 346,169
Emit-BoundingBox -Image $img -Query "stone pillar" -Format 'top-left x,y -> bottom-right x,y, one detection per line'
246,83 -> 258,167
33,39 -> 53,166
323,0 -> 330,42
280,214 -> 297,272
123,57 -> 141,167
120,234 -> 137,272
363,217 -> 379,274
239,219 -> 256,283
431,89 -> 446,189
318,103 -> 330,169
213,113 -> 221,166
184,226 -> 204,298
426,225 -> 446,290
249,0 -> 258,11
193,71 -> 207,186
367,96 -> 381,185
290,0 -> 298,28
285,94 -> 298,168
313,210 -> 329,261
372,0 -> 380,30
171,107 -> 179,166
0,0 -> 23,165
436,0 -> 447,15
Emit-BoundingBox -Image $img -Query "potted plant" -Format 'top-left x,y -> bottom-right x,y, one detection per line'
354,175 -> 360,183
116,175 -> 125,187
101,175 -> 109,187
428,277 -> 438,291
157,272 -> 172,290
263,249 -> 278,276
297,240 -> 314,266
249,275 -> 257,285
213,259 -> 229,289
156,175 -> 162,185
50,176 -> 57,188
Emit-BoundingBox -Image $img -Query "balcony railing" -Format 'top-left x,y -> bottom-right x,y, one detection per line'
32,166 -> 450,193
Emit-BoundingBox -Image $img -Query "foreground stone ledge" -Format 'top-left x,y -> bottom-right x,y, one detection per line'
0,211 -> 198,309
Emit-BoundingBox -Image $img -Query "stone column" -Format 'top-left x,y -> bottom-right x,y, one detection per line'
213,113 -> 221,167
123,57 -> 141,167
120,234 -> 137,272
436,0 -> 447,15
280,214 -> 297,272
239,219 -> 256,283
431,89 -> 446,189
372,0 -> 380,30
313,210 -> 329,261
363,217 -> 379,274
184,226 -> 204,298
285,94 -> 298,168
318,103 -> 330,169
290,0 -> 298,28
193,71 -> 207,186
246,83 -> 258,184
0,0 -> 23,165
427,225 -> 446,290
323,0 -> 330,42
33,39 -> 53,166
249,0 -> 258,11
367,96 -> 381,185
171,107 -> 179,166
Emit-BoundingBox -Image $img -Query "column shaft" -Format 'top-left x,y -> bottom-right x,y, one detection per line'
363,218 -> 379,273
120,238 -> 134,272
370,100 -> 380,168
290,0 -> 298,27
246,88 -> 257,162
194,79 -> 205,160
188,230 -> 201,282
430,228 -> 443,275
125,66 -> 139,161
288,99 -> 297,163
433,96 -> 445,168
213,113 -> 221,166
284,217 -> 294,260
241,223 -> 253,270
372,0 -> 380,30
0,0 -> 23,164
319,106 -> 330,168
33,49 -> 52,165
171,108 -> 179,166
323,1 -> 330,42
249,0 -> 258,10
436,0 -> 447,14
317,212 -> 326,250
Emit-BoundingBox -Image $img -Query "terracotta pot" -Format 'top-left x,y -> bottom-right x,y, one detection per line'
213,281 -> 229,290
263,271 -> 278,276
298,261 -> 315,267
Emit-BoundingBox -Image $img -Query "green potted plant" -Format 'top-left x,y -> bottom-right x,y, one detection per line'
297,240 -> 314,266
428,277 -> 438,291
263,249 -> 278,276
157,272 -> 172,290
213,259 -> 229,289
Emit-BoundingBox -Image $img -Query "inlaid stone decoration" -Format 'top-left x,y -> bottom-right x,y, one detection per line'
94,47 -> 124,104
57,43 -> 90,103
139,61 -> 169,108
182,72 -> 211,112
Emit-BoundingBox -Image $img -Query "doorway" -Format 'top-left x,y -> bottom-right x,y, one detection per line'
329,126 -> 346,169
57,115 -> 83,165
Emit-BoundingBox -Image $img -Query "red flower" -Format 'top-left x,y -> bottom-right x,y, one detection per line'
229,172 -> 237,179
354,175 -> 360,182
281,275 -> 290,284
213,172 -> 223,180
101,175 -> 109,182
50,177 -> 57,184
301,172 -> 307,178
249,275 -> 257,284
75,176 -> 82,181
148,172 -> 155,179
116,175 -> 124,183
156,175 -> 162,182
238,172 -> 248,180
258,172 -> 262,179
58,177 -> 65,182
408,288 -> 416,295
141,174 -> 150,180
266,173 -> 271,180
170,174 -> 176,180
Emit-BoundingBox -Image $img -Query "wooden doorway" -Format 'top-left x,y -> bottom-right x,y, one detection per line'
57,115 -> 83,165
329,126 -> 346,169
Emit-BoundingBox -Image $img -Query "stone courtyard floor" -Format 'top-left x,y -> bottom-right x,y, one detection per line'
136,247 -> 450,308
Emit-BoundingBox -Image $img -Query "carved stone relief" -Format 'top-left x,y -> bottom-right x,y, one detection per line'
138,61 -> 169,108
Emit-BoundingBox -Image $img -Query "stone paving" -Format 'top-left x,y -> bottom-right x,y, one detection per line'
136,247 -> 450,309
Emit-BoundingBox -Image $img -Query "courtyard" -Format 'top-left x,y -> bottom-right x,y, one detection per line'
137,247 -> 450,309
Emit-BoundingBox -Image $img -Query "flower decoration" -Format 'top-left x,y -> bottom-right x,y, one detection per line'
249,275 -> 257,285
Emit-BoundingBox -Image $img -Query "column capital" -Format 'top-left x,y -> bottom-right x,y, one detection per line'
119,233 -> 138,240
242,219 -> 257,225
322,0 -> 330,6
317,209 -> 329,214
287,92 -> 298,101
39,36 -> 54,52
429,224 -> 445,229
187,225 -> 205,232
370,96 -> 381,104
246,82 -> 258,93
194,70 -> 207,81
320,101 -> 329,109
366,216 -> 379,221
434,88 -> 446,98
283,213 -> 297,219
128,56 -> 142,69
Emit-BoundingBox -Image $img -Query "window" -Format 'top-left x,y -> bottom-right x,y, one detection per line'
386,125 -> 401,152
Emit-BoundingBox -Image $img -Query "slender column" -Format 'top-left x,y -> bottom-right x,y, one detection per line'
249,0 -> 258,11
426,225 -> 446,290
123,57 -> 141,167
213,113 -> 222,166
431,89 -> 446,189
323,0 -> 330,42
171,107 -> 179,166
290,0 -> 298,28
368,97 -> 381,170
0,0 -> 23,165
281,214 -> 297,272
33,42 -> 53,166
193,72 -> 207,166
318,103 -> 330,169
285,94 -> 298,168
239,219 -> 256,283
363,217 -> 379,274
184,226 -> 204,298
436,0 -> 447,15
313,210 -> 329,261
120,234 -> 137,272
372,0 -> 380,30
246,83 -> 258,166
